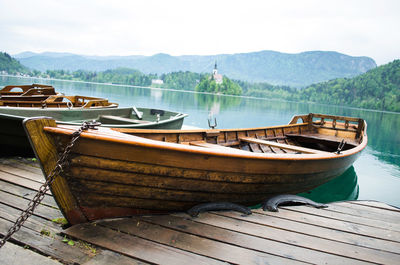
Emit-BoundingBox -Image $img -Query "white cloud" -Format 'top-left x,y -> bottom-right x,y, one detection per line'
0,0 -> 399,64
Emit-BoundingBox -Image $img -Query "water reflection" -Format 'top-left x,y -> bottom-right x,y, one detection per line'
298,167 -> 359,203
195,93 -> 242,111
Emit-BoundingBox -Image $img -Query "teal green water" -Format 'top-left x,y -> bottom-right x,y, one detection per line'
2,76 -> 400,207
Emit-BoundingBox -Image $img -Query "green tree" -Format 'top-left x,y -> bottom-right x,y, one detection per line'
195,75 -> 243,95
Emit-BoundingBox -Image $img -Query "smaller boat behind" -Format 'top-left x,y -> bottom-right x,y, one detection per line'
0,107 -> 187,155
0,84 -> 187,155
0,84 -> 56,96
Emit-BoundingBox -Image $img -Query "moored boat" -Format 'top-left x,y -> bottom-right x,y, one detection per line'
1,84 -> 118,108
0,84 -> 187,154
23,113 -> 367,224
1,87 -> 118,109
0,84 -> 56,96
0,107 -> 187,155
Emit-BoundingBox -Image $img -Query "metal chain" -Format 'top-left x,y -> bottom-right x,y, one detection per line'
0,120 -> 100,248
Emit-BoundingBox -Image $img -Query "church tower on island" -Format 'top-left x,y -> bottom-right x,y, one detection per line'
212,61 -> 223,84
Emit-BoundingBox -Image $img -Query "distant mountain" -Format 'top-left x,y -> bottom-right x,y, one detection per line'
14,50 -> 377,87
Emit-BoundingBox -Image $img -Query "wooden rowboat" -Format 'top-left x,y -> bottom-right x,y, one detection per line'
1,84 -> 118,108
0,84 -> 187,155
24,113 -> 367,225
0,84 -> 57,96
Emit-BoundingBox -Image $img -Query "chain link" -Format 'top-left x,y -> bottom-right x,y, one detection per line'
0,121 -> 100,248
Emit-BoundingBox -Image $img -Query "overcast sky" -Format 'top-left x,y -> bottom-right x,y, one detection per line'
0,0 -> 399,65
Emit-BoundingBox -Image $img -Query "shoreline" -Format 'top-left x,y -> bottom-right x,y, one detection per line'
1,74 -> 399,115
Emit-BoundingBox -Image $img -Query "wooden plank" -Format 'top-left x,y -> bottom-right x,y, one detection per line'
69,166 -> 276,194
215,211 -> 400,254
311,113 -> 362,123
239,137 -> 329,154
280,205 -> 400,232
0,171 -> 51,195
0,190 -> 63,221
99,218 -> 306,265
189,141 -> 252,154
253,208 -> 400,243
171,212 -> 400,264
348,200 -> 400,212
0,157 -> 42,175
0,242 -> 62,265
0,163 -> 44,183
248,142 -> 263,153
0,179 -> 58,208
0,218 -> 92,265
138,214 -> 371,264
324,202 -> 400,224
65,223 -> 226,265
81,249 -> 149,265
68,178 -> 268,203
257,140 -> 273,153
0,202 -> 60,234
334,201 -> 400,223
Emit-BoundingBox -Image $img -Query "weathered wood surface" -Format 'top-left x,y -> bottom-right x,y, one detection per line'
1,156 -> 400,264
0,241 -> 62,265
239,136 -> 328,154
0,157 -> 148,265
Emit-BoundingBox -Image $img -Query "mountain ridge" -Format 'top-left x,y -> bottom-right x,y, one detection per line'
14,50 -> 377,87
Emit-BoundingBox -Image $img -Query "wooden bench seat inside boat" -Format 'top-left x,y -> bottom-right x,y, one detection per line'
286,133 -> 358,146
239,137 -> 330,154
189,141 -> 253,154
99,115 -> 151,124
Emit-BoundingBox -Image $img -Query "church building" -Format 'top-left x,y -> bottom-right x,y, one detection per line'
212,61 -> 223,84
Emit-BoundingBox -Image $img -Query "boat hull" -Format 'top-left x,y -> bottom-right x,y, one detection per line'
23,116 -> 366,224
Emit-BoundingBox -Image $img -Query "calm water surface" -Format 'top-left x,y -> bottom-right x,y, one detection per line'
2,76 -> 400,207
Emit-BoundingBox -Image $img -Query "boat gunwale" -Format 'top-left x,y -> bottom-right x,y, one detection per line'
43,121 -> 368,161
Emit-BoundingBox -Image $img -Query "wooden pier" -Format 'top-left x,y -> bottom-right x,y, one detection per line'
0,157 -> 400,264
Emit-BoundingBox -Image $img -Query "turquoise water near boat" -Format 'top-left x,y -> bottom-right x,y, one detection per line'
1,76 -> 399,207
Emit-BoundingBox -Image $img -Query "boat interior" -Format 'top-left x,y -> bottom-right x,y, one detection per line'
112,114 -> 366,155
97,109 -> 178,125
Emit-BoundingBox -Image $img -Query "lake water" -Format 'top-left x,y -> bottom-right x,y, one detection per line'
2,76 -> 400,207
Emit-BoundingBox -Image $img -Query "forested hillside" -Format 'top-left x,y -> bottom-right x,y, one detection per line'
0,52 -> 27,74
41,68 -> 207,90
299,60 -> 400,112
